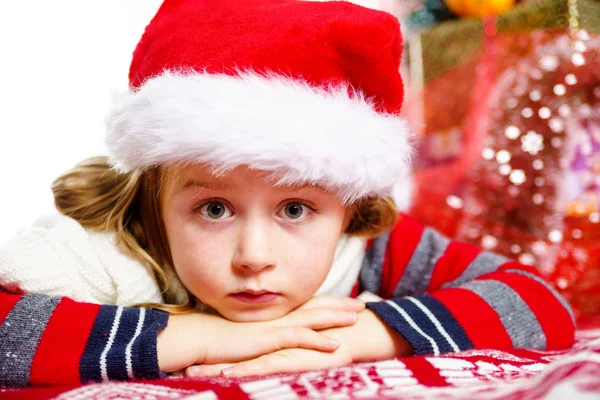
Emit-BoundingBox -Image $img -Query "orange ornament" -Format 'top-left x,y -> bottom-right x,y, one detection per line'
445,0 -> 516,17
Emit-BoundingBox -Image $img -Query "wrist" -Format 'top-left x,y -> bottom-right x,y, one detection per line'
362,308 -> 413,361
157,313 -> 214,372
322,309 -> 413,363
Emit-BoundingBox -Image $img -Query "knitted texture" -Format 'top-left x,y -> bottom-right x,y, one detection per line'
0,290 -> 169,387
363,215 -> 575,355
0,214 -> 163,305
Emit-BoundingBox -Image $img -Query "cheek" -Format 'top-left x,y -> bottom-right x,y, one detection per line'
164,215 -> 231,294
280,219 -> 343,291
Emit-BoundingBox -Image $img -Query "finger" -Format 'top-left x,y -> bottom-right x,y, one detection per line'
187,363 -> 235,377
278,308 -> 358,330
268,326 -> 340,353
221,352 -> 303,378
296,296 -> 365,312
206,327 -> 339,364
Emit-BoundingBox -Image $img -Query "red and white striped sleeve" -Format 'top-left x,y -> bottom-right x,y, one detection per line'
0,287 -> 169,387
362,214 -> 575,356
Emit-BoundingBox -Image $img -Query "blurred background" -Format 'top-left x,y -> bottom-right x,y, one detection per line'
1,0 -> 599,319
398,0 -> 600,321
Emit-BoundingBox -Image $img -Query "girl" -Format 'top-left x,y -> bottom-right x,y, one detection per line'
0,0 -> 574,387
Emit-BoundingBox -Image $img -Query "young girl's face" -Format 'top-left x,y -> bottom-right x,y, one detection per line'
162,164 -> 350,322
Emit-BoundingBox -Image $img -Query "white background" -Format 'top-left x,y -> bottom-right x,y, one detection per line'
0,1 -> 162,242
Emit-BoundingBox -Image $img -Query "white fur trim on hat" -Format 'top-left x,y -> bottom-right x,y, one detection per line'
105,71 -> 414,204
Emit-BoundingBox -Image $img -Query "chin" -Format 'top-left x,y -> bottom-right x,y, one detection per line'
218,306 -> 289,322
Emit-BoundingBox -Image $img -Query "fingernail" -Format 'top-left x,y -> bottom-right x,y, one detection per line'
187,366 -> 200,377
347,311 -> 357,322
221,367 -> 235,378
329,338 -> 340,349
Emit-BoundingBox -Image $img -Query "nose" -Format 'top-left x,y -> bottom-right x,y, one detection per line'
231,219 -> 276,273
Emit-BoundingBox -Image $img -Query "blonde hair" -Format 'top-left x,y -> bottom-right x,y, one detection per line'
52,156 -> 399,313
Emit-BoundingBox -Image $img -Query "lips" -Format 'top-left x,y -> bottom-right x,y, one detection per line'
228,290 -> 280,304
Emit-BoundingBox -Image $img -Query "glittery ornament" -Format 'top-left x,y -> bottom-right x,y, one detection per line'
409,17 -> 600,319
445,0 -> 516,18
407,0 -> 456,28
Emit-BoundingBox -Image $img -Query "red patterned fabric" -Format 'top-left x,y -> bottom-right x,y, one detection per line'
4,325 -> 599,400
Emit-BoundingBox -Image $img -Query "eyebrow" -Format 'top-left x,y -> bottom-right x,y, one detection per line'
275,182 -> 331,196
176,180 -> 235,193
174,179 -> 326,195
278,183 -> 311,191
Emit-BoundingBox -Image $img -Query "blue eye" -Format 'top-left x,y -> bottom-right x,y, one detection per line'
280,202 -> 308,220
200,201 -> 232,219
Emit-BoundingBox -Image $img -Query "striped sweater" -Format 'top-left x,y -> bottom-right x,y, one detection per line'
361,215 -> 574,355
0,214 -> 575,387
0,288 -> 168,387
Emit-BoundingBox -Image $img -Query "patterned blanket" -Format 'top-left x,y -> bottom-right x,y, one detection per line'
4,325 -> 600,400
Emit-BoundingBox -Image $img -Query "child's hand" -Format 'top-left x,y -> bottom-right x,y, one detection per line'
185,345 -> 353,378
184,309 -> 413,378
158,296 -> 364,373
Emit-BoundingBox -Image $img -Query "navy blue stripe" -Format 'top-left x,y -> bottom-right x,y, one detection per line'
105,307 -> 141,381
366,301 -> 434,355
79,305 -> 118,383
412,294 -> 473,351
131,309 -> 169,380
391,297 -> 455,354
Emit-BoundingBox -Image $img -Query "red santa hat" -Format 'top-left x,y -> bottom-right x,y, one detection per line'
105,0 -> 414,206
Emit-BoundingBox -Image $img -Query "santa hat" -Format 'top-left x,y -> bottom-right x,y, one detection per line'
105,0 -> 414,206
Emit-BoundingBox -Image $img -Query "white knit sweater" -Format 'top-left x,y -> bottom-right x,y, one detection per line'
0,213 -> 366,306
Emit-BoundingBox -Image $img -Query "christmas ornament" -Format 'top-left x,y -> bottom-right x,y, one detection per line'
409,0 -> 600,319
454,28 -> 600,268
445,0 -> 600,319
445,0 -> 516,18
408,0 -> 456,28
